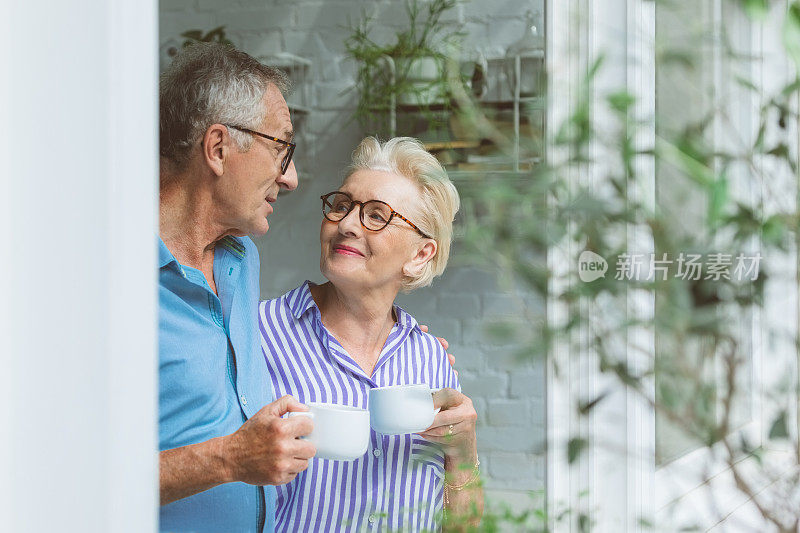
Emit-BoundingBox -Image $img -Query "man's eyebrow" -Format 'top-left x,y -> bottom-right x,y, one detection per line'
284,130 -> 295,141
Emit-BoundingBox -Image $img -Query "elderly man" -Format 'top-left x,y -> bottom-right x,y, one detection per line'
158,43 -> 315,532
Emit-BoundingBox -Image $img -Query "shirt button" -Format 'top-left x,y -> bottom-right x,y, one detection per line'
240,395 -> 247,405
372,449 -> 381,458
368,515 -> 376,524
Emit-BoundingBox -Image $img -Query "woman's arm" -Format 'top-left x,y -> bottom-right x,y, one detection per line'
443,443 -> 483,530
418,388 -> 484,530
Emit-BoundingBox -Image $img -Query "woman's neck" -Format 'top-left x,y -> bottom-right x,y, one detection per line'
310,281 -> 398,376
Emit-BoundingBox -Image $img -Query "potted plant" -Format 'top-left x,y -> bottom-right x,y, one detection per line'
345,0 -> 466,135
180,26 -> 233,48
161,26 -> 235,72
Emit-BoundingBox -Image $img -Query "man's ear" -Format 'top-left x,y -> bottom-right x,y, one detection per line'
402,239 -> 437,278
201,124 -> 229,177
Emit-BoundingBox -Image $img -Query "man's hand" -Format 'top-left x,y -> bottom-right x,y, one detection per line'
160,395 -> 315,505
223,395 -> 316,486
419,324 -> 457,375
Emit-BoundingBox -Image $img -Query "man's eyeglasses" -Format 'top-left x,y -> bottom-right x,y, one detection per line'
320,191 -> 431,239
225,124 -> 295,175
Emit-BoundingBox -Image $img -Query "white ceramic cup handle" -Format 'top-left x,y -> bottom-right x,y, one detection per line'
430,388 -> 442,414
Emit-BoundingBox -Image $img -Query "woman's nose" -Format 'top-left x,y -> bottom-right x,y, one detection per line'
337,205 -> 363,235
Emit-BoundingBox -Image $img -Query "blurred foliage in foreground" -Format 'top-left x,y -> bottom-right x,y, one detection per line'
436,0 -> 798,531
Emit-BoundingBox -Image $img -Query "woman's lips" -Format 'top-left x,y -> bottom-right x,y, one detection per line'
333,245 -> 364,257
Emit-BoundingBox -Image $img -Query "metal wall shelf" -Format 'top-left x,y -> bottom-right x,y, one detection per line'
258,52 -> 312,176
376,54 -> 545,175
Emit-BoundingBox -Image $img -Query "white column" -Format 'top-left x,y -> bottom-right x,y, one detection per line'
0,1 -> 158,531
0,0 -> 11,524
546,0 -> 599,529
547,0 -> 656,530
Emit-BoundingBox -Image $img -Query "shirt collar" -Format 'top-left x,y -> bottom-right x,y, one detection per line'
158,237 -> 176,269
158,235 -> 247,269
393,304 -> 419,330
289,281 -> 318,319
218,236 -> 247,259
289,280 -> 419,331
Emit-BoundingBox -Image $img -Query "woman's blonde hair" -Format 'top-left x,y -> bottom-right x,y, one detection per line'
347,137 -> 460,291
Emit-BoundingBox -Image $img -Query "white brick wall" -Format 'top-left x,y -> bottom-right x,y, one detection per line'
160,0 -> 545,509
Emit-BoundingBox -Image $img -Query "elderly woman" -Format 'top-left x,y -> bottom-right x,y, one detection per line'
259,137 -> 483,532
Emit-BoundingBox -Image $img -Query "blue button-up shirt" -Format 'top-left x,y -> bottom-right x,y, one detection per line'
159,236 -> 276,532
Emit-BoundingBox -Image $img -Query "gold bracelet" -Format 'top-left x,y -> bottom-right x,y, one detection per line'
445,458 -> 481,491
443,458 -> 480,507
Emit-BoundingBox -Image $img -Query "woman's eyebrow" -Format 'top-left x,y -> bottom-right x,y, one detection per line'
342,192 -> 375,202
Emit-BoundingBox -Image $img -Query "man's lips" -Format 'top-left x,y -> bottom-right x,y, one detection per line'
333,244 -> 365,257
264,195 -> 276,215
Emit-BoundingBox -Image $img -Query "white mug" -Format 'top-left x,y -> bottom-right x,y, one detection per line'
288,402 -> 370,461
369,384 -> 437,435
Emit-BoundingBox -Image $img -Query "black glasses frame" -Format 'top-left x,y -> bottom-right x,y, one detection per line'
320,191 -> 431,239
225,124 -> 296,175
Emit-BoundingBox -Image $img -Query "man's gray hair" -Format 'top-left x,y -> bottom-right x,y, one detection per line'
160,42 -> 290,169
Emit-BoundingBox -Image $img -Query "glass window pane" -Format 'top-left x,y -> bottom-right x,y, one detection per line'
654,0 -> 755,466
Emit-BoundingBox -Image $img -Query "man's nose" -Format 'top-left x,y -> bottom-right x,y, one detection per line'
278,160 -> 298,191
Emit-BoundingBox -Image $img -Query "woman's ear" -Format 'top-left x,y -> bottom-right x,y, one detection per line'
402,239 -> 437,278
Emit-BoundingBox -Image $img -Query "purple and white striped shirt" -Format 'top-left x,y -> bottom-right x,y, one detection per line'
259,281 -> 460,532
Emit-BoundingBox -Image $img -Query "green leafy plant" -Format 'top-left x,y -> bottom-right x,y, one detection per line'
344,0 -> 466,135
180,26 -> 233,48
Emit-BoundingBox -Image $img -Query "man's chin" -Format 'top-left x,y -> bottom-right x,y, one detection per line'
250,219 -> 270,236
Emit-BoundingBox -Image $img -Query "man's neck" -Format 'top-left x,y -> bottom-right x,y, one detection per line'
159,169 -> 228,271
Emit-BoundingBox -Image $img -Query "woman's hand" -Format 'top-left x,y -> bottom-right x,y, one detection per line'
418,388 -> 477,462
419,388 -> 483,528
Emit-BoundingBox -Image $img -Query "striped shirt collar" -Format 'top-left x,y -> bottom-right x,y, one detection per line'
289,280 -> 419,331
